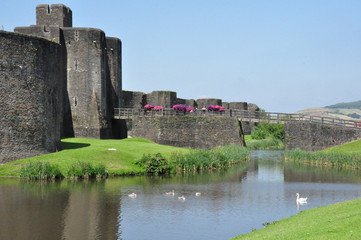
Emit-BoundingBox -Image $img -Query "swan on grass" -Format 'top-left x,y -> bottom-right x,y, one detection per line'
296,193 -> 307,203
195,192 -> 201,196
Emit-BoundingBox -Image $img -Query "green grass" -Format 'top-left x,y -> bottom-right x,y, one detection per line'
170,144 -> 249,172
0,138 -> 191,177
322,139 -> 361,154
285,140 -> 361,169
245,135 -> 284,150
232,198 -> 361,240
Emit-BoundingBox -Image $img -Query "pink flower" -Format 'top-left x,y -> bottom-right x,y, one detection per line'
144,104 -> 155,110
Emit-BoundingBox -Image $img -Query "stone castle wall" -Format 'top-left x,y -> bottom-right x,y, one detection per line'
62,28 -> 112,138
15,4 -> 122,139
126,116 -> 245,150
0,31 -> 64,162
285,122 -> 361,151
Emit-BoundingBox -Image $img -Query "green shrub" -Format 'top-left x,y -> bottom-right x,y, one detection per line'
135,153 -> 172,175
252,123 -> 284,141
20,161 -> 63,180
66,161 -> 108,179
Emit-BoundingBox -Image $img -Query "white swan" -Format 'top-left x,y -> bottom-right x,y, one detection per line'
128,193 -> 137,198
195,192 -> 201,196
166,190 -> 175,196
178,195 -> 186,201
296,193 -> 307,203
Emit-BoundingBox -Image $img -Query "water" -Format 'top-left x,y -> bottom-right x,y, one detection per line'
0,150 -> 360,240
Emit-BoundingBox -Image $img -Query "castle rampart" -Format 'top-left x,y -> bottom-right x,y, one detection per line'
0,31 -> 64,162
127,116 -> 245,150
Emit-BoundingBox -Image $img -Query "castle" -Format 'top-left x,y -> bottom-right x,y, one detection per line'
0,4 -> 256,163
0,4 -> 121,162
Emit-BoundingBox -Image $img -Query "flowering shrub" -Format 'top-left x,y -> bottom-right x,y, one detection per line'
173,104 -> 187,111
144,104 -> 155,110
186,106 -> 195,112
208,105 -> 225,112
154,106 -> 164,111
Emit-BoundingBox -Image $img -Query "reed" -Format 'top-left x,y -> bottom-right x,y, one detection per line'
285,149 -> 361,169
245,137 -> 284,150
66,161 -> 108,179
170,144 -> 249,173
20,161 -> 63,180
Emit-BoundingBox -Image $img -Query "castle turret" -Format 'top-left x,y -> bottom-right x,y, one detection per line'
36,4 -> 72,27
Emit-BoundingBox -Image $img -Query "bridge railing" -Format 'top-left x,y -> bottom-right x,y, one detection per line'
114,108 -> 361,128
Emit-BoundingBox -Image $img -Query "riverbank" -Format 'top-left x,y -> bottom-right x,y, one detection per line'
0,138 -> 249,177
0,138 -> 192,177
232,198 -> 361,239
285,139 -> 361,169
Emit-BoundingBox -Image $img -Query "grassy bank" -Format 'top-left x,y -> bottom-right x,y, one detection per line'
245,135 -> 284,150
0,138 -> 191,177
285,140 -> 361,169
0,138 -> 249,178
232,198 -> 361,239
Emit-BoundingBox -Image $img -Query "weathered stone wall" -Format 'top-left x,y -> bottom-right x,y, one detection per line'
223,102 -> 253,134
36,4 -> 72,27
226,102 -> 248,110
63,27 -> 112,138
285,122 -> 361,151
106,37 -> 122,108
127,116 -> 245,149
196,98 -> 222,108
0,31 -> 64,162
146,91 -> 177,108
121,90 -> 146,109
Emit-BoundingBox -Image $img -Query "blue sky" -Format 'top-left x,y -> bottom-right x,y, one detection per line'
1,1 -> 361,112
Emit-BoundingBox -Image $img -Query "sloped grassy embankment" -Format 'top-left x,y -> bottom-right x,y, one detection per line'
232,198 -> 361,240
0,138 -> 192,177
0,138 -> 249,177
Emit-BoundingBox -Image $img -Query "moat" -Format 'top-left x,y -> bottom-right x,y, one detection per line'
1,150 -> 361,240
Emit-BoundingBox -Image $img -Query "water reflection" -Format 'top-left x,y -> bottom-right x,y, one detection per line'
0,151 -> 360,240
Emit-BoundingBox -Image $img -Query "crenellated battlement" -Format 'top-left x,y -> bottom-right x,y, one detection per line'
36,4 -> 72,27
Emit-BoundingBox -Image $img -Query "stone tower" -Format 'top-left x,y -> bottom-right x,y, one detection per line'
36,4 -> 72,27
15,4 -> 122,139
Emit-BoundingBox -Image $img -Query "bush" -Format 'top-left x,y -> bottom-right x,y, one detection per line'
136,153 -> 172,175
20,161 -> 63,180
252,123 -> 284,141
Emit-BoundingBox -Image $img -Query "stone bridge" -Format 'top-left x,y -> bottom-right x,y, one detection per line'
114,108 -> 361,151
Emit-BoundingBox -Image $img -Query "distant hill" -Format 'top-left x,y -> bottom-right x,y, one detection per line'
325,100 -> 361,109
296,100 -> 361,120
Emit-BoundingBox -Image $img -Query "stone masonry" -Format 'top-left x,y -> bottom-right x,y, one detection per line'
0,4 -> 122,162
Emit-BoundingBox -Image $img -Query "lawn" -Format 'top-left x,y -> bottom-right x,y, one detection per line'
232,198 -> 361,240
322,139 -> 361,154
0,138 -> 191,177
